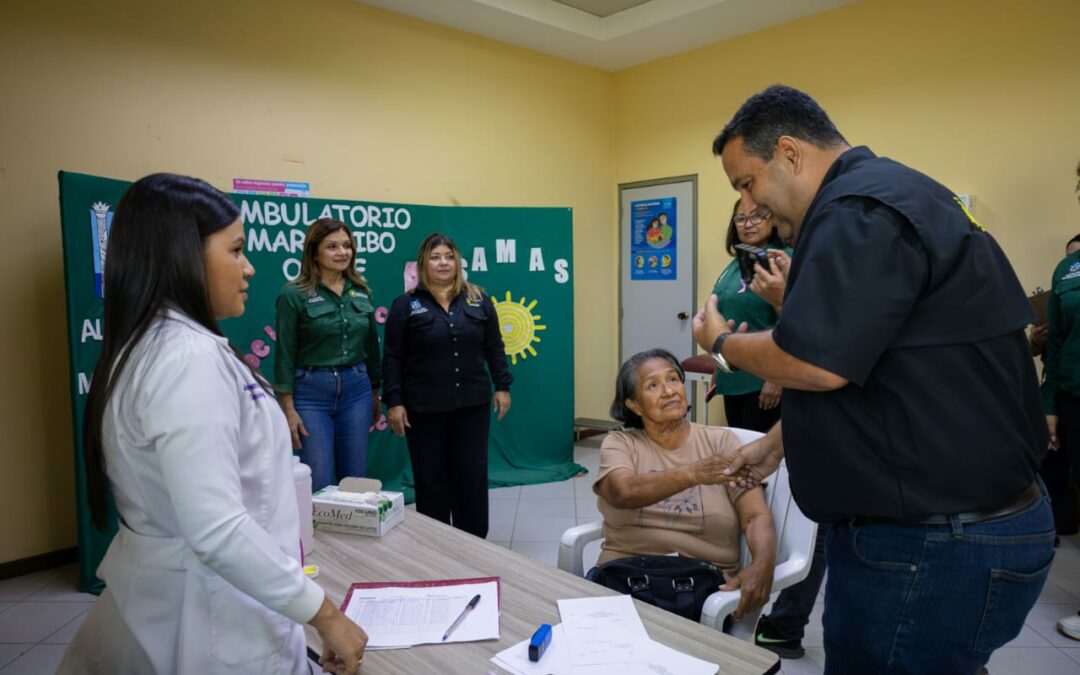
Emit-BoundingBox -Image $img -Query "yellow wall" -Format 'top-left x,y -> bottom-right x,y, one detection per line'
613,0 -> 1080,422
0,0 -> 615,563
4,0 -> 1078,563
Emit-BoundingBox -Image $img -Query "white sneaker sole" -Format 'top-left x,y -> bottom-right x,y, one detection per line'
1057,621 -> 1080,641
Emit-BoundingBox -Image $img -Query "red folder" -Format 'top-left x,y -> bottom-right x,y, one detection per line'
341,576 -> 502,613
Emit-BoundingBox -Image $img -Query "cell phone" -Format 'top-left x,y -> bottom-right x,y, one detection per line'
734,243 -> 771,284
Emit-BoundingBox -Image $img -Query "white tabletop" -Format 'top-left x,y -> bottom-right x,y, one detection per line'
304,510 -> 780,675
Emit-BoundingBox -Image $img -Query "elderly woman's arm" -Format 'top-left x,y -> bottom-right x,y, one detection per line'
721,487 -> 776,621
595,454 -> 739,509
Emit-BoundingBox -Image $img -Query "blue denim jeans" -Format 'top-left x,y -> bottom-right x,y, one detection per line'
293,365 -> 373,491
822,483 -> 1055,675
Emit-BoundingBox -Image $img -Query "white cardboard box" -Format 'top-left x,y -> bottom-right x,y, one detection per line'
312,477 -> 405,537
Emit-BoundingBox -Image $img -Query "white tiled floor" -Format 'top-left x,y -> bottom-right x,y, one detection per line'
2,437 -> 1078,674
0,565 -> 96,673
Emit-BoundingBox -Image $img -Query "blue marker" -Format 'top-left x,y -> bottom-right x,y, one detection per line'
528,623 -> 552,662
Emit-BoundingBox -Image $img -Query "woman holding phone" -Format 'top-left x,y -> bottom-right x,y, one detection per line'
709,198 -> 789,432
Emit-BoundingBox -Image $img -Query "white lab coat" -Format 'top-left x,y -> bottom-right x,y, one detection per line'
60,310 -> 324,674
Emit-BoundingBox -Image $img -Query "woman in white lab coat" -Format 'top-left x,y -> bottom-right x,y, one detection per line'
58,174 -> 368,675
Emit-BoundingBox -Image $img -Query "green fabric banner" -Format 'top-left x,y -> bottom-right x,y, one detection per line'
59,171 -> 580,593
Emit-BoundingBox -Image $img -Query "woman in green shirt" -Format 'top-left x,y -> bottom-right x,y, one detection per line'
1043,234 -> 1080,523
275,218 -> 382,490
710,199 -> 788,432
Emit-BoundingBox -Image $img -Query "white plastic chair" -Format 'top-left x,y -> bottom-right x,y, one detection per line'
558,427 -> 818,640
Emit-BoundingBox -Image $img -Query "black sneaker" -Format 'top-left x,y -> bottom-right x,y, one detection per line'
754,615 -> 806,659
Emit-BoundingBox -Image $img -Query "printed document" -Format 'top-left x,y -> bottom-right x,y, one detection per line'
557,595 -> 650,665
490,623 -> 718,675
341,579 -> 499,649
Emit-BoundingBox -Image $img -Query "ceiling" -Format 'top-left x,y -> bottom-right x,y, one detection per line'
550,0 -> 653,17
356,0 -> 858,71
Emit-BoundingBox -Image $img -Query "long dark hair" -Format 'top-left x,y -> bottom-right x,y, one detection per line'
83,173 -> 240,530
724,198 -> 783,257
291,218 -> 369,294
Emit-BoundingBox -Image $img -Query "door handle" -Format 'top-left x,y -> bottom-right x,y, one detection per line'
677,311 -> 690,320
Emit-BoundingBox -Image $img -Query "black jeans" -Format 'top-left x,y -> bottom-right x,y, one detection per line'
1041,389 -> 1080,534
764,524 -> 829,641
405,403 -> 491,538
723,390 -> 781,433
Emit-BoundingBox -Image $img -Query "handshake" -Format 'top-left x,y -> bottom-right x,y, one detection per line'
692,433 -> 784,490
693,451 -> 756,486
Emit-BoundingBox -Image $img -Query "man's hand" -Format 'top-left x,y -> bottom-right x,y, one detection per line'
758,382 -> 782,410
724,431 -> 784,489
749,250 -> 790,311
720,560 -> 774,621
692,294 -> 746,353
1048,414 -> 1059,451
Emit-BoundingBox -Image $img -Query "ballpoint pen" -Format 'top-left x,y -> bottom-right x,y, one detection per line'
442,593 -> 481,641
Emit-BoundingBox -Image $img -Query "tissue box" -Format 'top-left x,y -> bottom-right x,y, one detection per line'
312,477 -> 405,537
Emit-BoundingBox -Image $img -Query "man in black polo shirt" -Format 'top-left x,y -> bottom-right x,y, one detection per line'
694,85 -> 1054,674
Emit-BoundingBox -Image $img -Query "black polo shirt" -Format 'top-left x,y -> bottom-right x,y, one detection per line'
772,146 -> 1046,522
382,288 -> 513,414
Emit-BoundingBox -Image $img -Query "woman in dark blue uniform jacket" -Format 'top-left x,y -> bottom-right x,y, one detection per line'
382,233 -> 512,538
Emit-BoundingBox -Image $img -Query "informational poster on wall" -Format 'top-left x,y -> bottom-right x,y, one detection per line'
629,197 -> 677,281
59,171 -> 579,592
233,177 -> 311,197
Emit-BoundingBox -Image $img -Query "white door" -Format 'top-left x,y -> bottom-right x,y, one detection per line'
619,177 -> 697,365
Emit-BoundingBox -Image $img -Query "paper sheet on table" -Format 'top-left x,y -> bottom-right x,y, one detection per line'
557,595 -> 650,665
341,580 -> 499,649
490,623 -> 718,675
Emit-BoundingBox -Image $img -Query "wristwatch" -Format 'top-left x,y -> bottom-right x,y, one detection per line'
711,333 -> 738,373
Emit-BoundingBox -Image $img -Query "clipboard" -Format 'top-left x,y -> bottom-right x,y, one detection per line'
340,576 -> 502,649
1029,290 -> 1051,325
341,576 -> 502,613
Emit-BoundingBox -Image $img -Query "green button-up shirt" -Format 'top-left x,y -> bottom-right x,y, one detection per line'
1043,250 -> 1080,413
710,244 -> 790,395
274,280 -> 382,394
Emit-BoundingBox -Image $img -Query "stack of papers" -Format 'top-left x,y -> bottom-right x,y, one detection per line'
490,596 -> 717,675
341,578 -> 500,649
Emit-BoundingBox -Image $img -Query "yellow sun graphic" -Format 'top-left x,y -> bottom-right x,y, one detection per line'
493,291 -> 546,365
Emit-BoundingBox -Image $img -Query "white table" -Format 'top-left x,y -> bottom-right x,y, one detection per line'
303,511 -> 780,674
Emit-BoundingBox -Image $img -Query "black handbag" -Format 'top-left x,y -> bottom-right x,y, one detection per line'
590,555 -> 724,621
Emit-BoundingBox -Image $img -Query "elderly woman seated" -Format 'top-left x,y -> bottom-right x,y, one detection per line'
593,348 -> 777,620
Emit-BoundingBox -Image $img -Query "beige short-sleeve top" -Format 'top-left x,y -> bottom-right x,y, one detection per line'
592,423 -> 748,575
